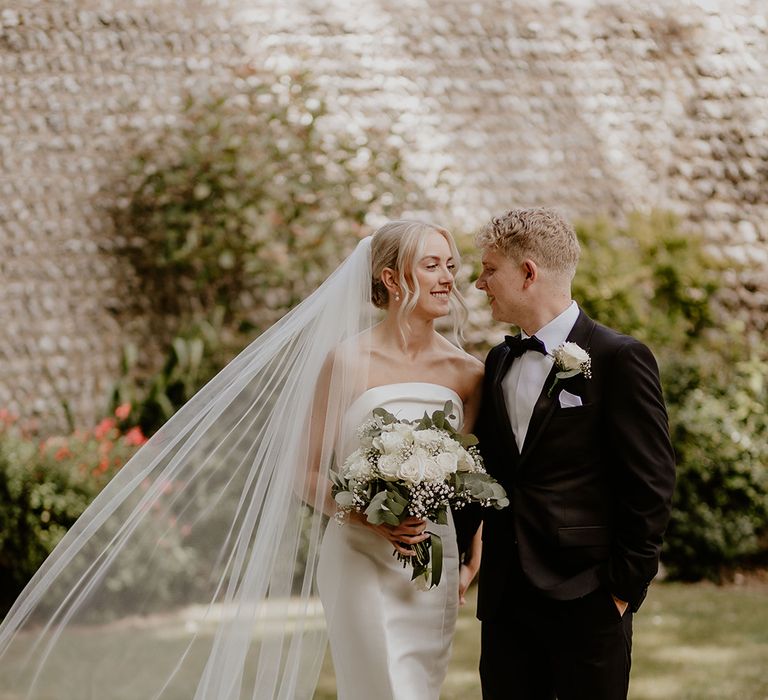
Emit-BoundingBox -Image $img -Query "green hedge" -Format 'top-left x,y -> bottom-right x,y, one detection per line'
0,410 -> 148,611
572,211 -> 768,581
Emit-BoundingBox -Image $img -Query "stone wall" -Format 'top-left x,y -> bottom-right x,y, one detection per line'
1,0 -> 767,427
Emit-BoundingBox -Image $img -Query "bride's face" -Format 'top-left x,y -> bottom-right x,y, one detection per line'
410,231 -> 456,319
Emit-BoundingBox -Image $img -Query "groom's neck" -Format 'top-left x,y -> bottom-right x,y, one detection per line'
519,295 -> 573,336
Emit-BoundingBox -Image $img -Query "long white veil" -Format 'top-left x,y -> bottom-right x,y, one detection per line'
0,237 -> 374,699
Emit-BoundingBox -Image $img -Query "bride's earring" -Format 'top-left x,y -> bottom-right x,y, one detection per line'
394,293 -> 400,302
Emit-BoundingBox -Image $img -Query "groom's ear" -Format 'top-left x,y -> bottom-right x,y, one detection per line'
522,259 -> 537,289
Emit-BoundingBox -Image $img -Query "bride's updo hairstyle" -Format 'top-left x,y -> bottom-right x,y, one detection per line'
370,220 -> 469,341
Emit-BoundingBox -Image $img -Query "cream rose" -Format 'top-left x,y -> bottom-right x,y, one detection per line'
342,449 -> 372,480
457,448 -> 476,472
434,451 -> 459,476
553,342 -> 590,371
397,451 -> 430,484
413,428 -> 443,448
373,429 -> 407,454
377,454 -> 401,481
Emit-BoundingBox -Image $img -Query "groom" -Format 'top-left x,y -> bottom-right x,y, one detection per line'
471,208 -> 676,699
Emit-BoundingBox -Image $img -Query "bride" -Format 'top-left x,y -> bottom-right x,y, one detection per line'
0,220 -> 482,699
316,221 -> 483,700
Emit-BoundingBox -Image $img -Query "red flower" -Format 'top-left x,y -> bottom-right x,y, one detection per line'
94,418 -> 116,440
115,403 -> 131,420
123,426 -> 147,446
0,408 -> 17,425
54,446 -> 72,461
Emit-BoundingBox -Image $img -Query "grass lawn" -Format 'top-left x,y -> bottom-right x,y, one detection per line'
314,580 -> 768,699
2,581 -> 764,698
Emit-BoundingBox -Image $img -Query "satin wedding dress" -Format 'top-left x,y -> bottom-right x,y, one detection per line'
317,382 -> 462,700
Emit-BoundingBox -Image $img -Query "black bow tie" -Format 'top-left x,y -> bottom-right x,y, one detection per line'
504,334 -> 547,359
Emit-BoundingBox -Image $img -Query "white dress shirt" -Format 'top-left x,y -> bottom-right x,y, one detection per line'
503,301 -> 580,451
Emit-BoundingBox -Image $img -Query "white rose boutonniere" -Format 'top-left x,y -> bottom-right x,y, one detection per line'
547,342 -> 592,397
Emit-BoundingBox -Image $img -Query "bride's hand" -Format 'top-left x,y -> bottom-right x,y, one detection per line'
350,513 -> 429,556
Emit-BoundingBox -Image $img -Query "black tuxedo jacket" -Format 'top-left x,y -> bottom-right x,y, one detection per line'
469,308 -> 676,619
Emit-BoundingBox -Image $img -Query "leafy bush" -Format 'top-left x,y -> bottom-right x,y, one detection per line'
572,210 -> 721,355
116,69 -> 418,334
111,68 -> 422,434
570,211 -> 768,580
0,407 -> 148,612
665,358 -> 768,580
108,310 -> 231,436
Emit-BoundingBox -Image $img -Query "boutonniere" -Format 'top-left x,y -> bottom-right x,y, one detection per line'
547,342 -> 592,397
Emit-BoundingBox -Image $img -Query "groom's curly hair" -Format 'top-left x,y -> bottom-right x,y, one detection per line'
476,207 -> 580,280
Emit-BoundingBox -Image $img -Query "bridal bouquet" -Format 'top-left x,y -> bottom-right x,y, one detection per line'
330,401 -> 508,589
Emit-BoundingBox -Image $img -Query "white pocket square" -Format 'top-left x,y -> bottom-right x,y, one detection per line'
558,390 -> 583,408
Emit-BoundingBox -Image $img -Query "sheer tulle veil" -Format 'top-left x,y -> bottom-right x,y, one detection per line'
0,237 -> 378,699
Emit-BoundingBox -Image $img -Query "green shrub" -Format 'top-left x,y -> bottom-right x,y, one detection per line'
570,211 -> 768,580
0,409 -> 148,612
665,358 -> 768,580
572,210 -> 721,355
108,310 -> 231,436
116,69 -> 419,334
111,69 -> 422,434
0,407 -> 209,618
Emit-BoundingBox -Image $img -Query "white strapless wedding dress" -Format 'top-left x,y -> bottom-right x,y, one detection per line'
317,382 -> 462,700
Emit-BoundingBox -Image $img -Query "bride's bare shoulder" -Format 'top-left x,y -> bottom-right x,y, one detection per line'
434,334 -> 484,392
327,330 -> 374,371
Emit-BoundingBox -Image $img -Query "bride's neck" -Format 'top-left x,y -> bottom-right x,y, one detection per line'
377,312 -> 436,358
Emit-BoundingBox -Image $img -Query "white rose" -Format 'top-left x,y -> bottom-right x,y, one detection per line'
434,451 -> 458,477
423,458 -> 446,482
457,448 -> 476,472
441,435 -> 462,454
554,342 -> 589,371
413,429 -> 443,448
397,451 -> 430,485
342,449 -> 372,479
372,430 -> 406,454
377,454 -> 401,481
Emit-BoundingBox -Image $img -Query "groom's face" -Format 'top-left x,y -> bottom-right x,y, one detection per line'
476,247 -> 528,324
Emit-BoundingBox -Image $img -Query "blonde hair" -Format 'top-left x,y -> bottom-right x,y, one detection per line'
476,207 -> 581,280
370,220 -> 468,342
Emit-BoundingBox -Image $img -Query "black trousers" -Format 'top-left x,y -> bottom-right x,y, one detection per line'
479,587 -> 633,700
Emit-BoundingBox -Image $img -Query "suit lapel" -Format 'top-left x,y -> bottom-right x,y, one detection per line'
491,343 -> 521,458
518,310 -> 596,466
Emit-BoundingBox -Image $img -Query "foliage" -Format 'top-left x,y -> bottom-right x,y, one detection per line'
116,69 -> 418,334
665,358 -> 768,580
108,309 -> 232,436
111,68 -> 421,434
0,407 -> 148,612
570,211 -> 768,580
572,210 -> 721,354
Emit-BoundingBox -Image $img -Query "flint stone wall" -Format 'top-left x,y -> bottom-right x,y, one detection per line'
1,0 -> 767,428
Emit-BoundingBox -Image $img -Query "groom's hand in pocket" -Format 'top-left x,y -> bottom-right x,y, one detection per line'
612,595 -> 629,617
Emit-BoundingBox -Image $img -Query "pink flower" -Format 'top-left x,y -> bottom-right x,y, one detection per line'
94,418 -> 116,440
54,446 -> 72,461
123,426 -> 147,446
115,403 -> 132,420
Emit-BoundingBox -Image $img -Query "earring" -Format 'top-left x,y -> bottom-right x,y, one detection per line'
394,293 -> 400,301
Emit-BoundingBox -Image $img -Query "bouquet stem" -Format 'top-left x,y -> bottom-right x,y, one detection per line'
394,531 -> 443,589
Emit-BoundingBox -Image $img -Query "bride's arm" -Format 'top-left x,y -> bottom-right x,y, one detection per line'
303,352 -> 343,518
302,352 -> 429,555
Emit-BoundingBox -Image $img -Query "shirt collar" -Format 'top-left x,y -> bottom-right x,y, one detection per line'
521,301 -> 579,353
